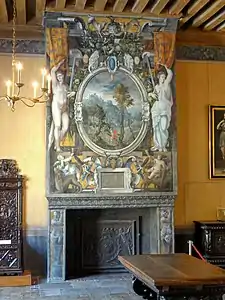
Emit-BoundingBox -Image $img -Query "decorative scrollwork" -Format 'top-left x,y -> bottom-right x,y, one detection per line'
0,159 -> 19,178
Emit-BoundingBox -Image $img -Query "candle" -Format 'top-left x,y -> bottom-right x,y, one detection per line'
47,74 -> 51,93
16,62 -> 23,84
41,68 -> 47,89
5,80 -> 12,96
32,81 -> 38,98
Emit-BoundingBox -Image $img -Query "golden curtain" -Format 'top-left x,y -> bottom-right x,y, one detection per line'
45,27 -> 68,70
153,32 -> 176,70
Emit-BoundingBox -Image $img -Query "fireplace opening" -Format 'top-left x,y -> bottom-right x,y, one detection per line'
65,208 -> 152,279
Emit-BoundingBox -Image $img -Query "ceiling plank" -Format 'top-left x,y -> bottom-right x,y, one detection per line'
113,0 -> 128,13
180,0 -> 211,25
150,0 -> 170,14
74,0 -> 88,10
94,0 -> 108,11
176,28 -> 225,47
36,0 -> 46,18
204,10 -> 225,30
169,0 -> 191,15
0,1 -> 8,23
217,21 -> 225,32
192,0 -> 225,27
55,0 -> 66,9
132,0 -> 149,13
16,0 -> 26,24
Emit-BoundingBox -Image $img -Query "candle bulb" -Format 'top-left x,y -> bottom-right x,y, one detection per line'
32,81 -> 38,98
16,62 -> 23,84
6,80 -> 12,96
41,68 -> 47,89
47,74 -> 51,93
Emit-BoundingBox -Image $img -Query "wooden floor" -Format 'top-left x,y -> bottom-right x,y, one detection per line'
0,270 -> 31,287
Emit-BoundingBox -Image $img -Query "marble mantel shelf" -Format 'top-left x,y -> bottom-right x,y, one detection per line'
47,194 -> 176,209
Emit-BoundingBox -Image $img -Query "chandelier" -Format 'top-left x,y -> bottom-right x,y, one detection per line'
0,0 -> 50,111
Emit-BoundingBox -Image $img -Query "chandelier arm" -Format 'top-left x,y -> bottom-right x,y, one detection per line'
16,87 -> 21,97
0,96 -> 7,102
19,95 -> 48,103
20,99 -> 36,107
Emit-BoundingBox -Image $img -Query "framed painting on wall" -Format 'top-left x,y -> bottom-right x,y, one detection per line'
209,105 -> 225,178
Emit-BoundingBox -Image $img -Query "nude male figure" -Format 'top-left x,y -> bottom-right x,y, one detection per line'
48,59 -> 75,152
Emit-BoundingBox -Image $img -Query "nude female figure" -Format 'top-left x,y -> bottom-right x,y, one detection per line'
150,64 -> 173,152
48,59 -> 74,152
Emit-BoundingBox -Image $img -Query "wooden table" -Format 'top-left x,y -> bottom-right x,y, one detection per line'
118,253 -> 225,300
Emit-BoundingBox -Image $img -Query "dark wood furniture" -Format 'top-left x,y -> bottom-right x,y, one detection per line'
194,220 -> 225,268
0,159 -> 23,275
118,253 -> 225,299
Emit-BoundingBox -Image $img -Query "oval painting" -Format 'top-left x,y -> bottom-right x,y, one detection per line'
79,68 -> 145,152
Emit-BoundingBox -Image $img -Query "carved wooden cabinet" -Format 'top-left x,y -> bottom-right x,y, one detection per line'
194,220 -> 225,268
0,159 -> 23,275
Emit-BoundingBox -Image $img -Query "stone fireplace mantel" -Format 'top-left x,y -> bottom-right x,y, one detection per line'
47,194 -> 176,282
47,194 -> 176,209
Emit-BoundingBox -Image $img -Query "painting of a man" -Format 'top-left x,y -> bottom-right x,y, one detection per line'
209,106 -> 225,178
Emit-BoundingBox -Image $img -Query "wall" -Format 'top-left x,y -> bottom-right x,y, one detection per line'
176,60 -> 225,226
0,56 -> 224,228
0,54 -> 47,227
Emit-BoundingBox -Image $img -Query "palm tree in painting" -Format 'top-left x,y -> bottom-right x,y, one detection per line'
113,83 -> 134,145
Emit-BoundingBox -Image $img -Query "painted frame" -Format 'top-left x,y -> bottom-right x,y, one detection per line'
209,105 -> 225,178
74,67 -> 149,157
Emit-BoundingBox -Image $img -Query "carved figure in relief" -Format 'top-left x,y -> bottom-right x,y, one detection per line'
48,59 -> 75,152
51,228 -> 63,265
150,64 -> 173,152
217,113 -> 225,160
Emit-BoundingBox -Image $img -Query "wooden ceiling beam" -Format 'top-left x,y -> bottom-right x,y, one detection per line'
74,0 -> 88,10
36,0 -> 46,18
192,0 -> 225,27
132,0 -> 149,14
94,0 -> 108,11
180,0 -> 211,25
169,0 -> 191,15
217,22 -> 225,32
45,5 -> 181,18
204,10 -> 225,30
150,0 -> 170,15
0,1 -> 8,23
176,28 -> 225,47
113,0 -> 129,13
55,0 -> 67,9
16,0 -> 26,24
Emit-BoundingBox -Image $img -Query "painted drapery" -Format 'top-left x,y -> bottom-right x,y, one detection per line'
46,28 -> 68,70
154,31 -> 176,69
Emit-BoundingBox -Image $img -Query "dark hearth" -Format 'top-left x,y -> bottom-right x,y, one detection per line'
66,208 -> 153,279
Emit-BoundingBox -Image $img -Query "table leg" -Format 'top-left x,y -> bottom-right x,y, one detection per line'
132,277 -> 158,299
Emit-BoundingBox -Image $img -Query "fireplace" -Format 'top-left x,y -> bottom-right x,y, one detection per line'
47,195 -> 175,282
66,208 -> 151,278
44,12 -> 178,283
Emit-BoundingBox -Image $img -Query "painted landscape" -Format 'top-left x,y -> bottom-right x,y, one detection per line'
82,70 -> 143,150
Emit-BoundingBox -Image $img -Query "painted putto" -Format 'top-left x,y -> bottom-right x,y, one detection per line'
45,16 -> 177,194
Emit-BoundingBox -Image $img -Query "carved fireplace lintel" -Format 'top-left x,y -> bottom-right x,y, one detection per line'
47,194 -> 176,209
